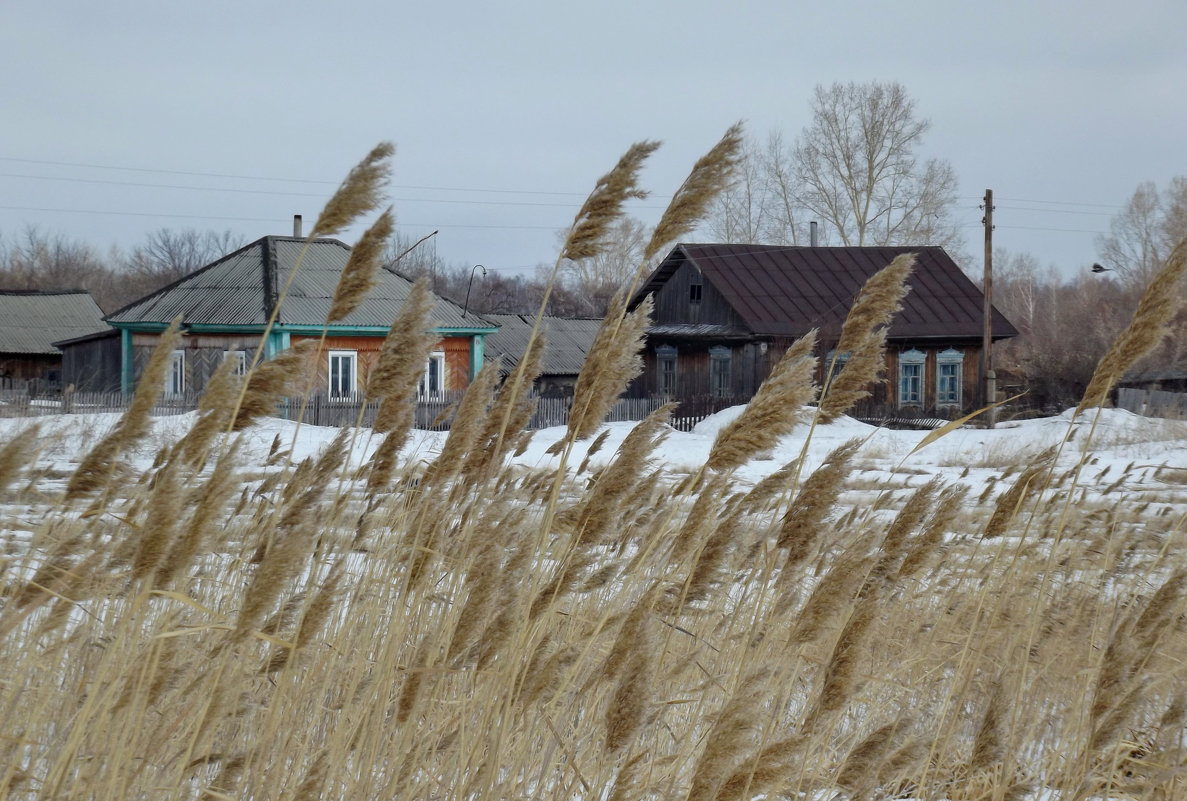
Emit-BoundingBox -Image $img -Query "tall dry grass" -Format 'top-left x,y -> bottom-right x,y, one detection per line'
1,146 -> 1186,801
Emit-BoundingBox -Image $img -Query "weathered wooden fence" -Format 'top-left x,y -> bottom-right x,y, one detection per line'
0,389 -> 728,432
1116,387 -> 1187,419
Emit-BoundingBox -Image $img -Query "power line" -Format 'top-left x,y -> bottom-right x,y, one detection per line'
0,155 -> 598,197
0,203 -> 564,231
0,171 -> 649,208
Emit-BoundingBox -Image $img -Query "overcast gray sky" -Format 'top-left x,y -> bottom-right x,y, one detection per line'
2,0 -> 1184,281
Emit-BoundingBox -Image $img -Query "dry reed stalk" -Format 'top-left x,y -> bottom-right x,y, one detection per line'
370,277 -> 438,431
685,666 -> 772,801
232,341 -> 317,430
420,361 -> 500,487
363,427 -> 407,497
154,441 -> 241,589
447,507 -> 522,665
803,597 -> 877,730
130,459 -> 181,586
173,354 -> 242,468
787,546 -> 873,644
463,333 -> 545,480
0,424 -> 39,492
654,473 -> 727,569
562,403 -> 673,545
819,253 -> 915,421
706,331 -> 818,472
565,295 -> 654,442
678,508 -> 742,608
1077,238 -> 1187,412
328,207 -> 394,322
983,447 -> 1057,538
777,438 -> 861,569
715,735 -> 808,801
969,678 -> 1008,775
863,476 -> 942,591
738,455 -> 803,513
292,750 -> 330,801
898,484 -> 969,579
836,716 -> 913,797
311,142 -> 394,238
605,751 -> 647,801
261,560 -> 345,674
66,317 -> 181,499
642,122 -> 745,262
576,429 -> 612,474
604,592 -> 657,752
561,141 -> 660,262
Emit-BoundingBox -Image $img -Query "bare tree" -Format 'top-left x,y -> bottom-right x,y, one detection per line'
122,228 -> 245,289
708,132 -> 809,245
1097,177 -> 1187,287
792,81 -> 961,250
558,216 -> 651,315
0,227 -> 124,310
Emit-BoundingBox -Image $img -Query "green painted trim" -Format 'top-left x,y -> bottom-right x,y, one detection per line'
265,330 -> 288,360
435,326 -> 499,336
120,328 -> 134,395
470,334 -> 485,380
110,321 -> 496,337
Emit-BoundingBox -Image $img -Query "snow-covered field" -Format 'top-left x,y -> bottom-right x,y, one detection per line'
7,405 -> 1183,506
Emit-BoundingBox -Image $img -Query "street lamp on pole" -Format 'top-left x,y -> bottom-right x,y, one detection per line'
463,264 -> 486,317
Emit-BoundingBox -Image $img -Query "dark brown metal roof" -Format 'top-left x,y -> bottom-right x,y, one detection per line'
636,244 -> 1018,341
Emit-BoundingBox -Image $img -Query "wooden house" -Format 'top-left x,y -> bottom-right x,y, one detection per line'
104,235 -> 496,399
0,290 -> 109,393
482,314 -> 601,397
629,244 -> 1018,418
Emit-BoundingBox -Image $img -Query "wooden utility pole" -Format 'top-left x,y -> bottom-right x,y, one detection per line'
981,189 -> 995,426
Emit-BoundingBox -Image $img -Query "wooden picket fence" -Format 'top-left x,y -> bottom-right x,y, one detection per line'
0,388 -> 747,433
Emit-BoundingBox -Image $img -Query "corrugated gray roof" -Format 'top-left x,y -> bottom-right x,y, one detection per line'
484,314 -> 602,376
107,236 -> 495,331
0,291 -> 109,355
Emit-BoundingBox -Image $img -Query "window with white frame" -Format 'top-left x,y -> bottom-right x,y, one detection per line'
223,350 -> 248,376
656,345 -> 677,397
418,352 -> 446,398
165,350 -> 185,398
936,348 -> 964,407
709,346 -> 731,398
328,350 -> 357,399
898,348 -> 926,406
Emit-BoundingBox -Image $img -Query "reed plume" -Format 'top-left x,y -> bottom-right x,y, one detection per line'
311,142 -> 394,238
643,121 -> 744,262
328,207 -> 394,322
566,295 -> 653,441
231,341 -> 316,430
1077,237 -> 1187,412
370,277 -> 438,431
707,330 -> 818,472
561,141 -> 660,261
777,438 -> 861,569
66,317 -> 182,499
174,353 -> 242,467
0,424 -> 40,492
420,361 -> 500,487
819,253 -> 915,421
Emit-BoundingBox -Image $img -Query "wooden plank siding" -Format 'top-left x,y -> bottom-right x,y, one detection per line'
651,263 -> 748,329
130,332 -> 475,398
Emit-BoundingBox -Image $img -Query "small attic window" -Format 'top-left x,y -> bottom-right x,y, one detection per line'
689,281 -> 703,304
